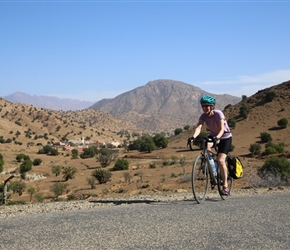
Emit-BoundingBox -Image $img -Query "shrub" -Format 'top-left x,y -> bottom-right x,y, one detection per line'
87,176 -> 97,189
20,160 -> 33,175
277,118 -> 288,128
33,158 -> 42,166
260,132 -> 272,143
51,165 -> 61,176
227,118 -> 236,129
239,104 -> 249,118
50,182 -> 68,199
265,91 -> 277,102
263,142 -> 284,155
35,193 -> 44,203
112,158 -> 129,171
16,153 -> 26,162
92,169 -> 112,184
27,187 -> 35,201
97,148 -> 118,167
153,133 -> 168,148
242,95 -> 247,101
62,166 -> 77,181
123,172 -> 132,183
249,143 -> 262,156
71,149 -> 79,159
9,181 -> 26,196
258,156 -> 290,184
174,128 -> 183,136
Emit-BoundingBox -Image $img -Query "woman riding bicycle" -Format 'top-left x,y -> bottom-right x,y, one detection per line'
190,95 -> 232,195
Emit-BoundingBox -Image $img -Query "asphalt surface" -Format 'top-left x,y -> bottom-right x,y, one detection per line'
0,192 -> 290,250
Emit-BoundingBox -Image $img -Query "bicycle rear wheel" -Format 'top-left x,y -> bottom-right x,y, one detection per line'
191,154 -> 209,204
217,167 -> 233,200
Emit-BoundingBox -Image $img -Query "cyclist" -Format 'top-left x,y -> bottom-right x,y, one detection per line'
189,95 -> 232,195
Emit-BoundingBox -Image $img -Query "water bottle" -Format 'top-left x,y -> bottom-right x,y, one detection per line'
208,156 -> 217,176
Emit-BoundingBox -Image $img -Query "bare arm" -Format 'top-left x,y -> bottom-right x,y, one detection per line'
192,120 -> 203,139
216,118 -> 225,139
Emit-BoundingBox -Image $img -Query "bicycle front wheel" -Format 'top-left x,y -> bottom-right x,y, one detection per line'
191,154 -> 209,204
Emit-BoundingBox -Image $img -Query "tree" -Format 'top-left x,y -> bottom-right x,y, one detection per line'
139,135 -> 156,153
20,160 -> 33,177
27,187 -> 35,202
239,104 -> 249,118
16,153 -> 26,162
153,133 -> 168,148
50,182 -> 68,199
62,166 -> 77,181
92,169 -> 112,184
71,149 -> 79,159
38,145 -> 52,154
242,95 -> 247,101
9,181 -> 26,196
97,148 -> 118,168
112,158 -> 129,171
80,146 -> 98,159
52,165 -> 61,176
174,128 -> 183,136
33,158 -> 42,166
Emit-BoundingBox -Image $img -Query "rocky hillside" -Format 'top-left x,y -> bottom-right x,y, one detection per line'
0,98 -> 145,146
90,79 -> 241,134
222,80 -> 290,156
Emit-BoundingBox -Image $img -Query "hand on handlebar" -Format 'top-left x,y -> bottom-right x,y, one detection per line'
187,136 -> 195,145
212,136 -> 220,145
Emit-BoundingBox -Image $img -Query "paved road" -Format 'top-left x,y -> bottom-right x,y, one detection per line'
1,192 -> 290,250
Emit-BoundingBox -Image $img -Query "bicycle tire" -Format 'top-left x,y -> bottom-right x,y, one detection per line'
217,163 -> 233,200
191,154 -> 209,204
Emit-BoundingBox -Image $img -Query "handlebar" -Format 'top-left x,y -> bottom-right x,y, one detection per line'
187,137 -> 219,151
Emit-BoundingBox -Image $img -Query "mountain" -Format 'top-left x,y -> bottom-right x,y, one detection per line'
4,92 -> 94,111
90,79 -> 241,133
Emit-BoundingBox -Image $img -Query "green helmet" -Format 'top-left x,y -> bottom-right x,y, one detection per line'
200,95 -> 216,105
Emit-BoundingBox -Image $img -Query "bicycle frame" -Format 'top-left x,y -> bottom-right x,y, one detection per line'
198,137 -> 218,183
191,137 -> 232,203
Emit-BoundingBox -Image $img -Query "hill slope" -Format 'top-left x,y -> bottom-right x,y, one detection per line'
90,79 -> 241,133
0,98 -> 144,146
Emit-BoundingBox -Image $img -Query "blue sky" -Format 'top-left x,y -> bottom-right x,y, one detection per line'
1,0 -> 290,102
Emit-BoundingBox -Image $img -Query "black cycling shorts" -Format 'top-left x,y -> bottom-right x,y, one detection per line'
217,137 -> 232,154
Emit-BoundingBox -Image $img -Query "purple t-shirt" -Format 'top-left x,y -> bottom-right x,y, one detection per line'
199,110 -> 232,140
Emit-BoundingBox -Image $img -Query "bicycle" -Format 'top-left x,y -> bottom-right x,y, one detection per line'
188,137 -> 233,204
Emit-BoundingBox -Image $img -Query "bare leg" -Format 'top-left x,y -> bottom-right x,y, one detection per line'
217,152 -> 228,188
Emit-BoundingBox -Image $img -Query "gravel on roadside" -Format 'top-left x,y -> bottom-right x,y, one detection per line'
1,186 -> 289,219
